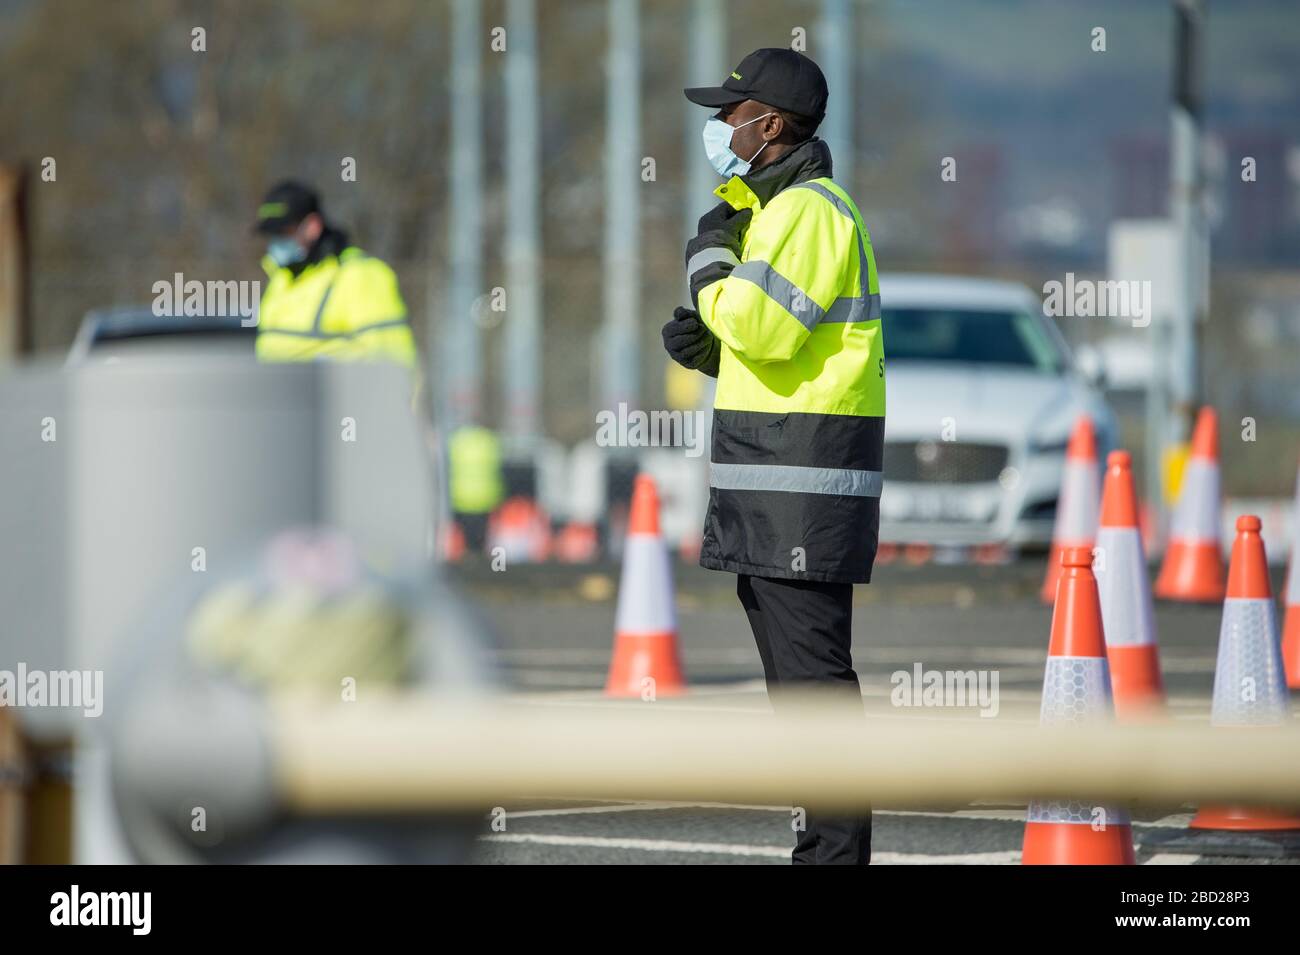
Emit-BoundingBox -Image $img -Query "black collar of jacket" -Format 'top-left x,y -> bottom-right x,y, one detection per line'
740,137 -> 834,208
289,225 -> 350,276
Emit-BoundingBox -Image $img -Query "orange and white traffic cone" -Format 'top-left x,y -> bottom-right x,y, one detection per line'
441,521 -> 466,562
487,497 -> 552,563
554,520 -> 599,563
1023,546 -> 1136,864
1155,407 -> 1226,602
1040,417 -> 1101,603
1281,462 -> 1300,691
1191,515 -> 1300,831
1095,450 -> 1165,719
678,531 -> 703,563
605,474 -> 686,698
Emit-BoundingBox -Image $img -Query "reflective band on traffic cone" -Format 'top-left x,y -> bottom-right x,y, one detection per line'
1191,515 -> 1300,830
1155,407 -> 1226,602
1281,463 -> 1300,690
1095,451 -> 1165,719
605,474 -> 686,698
1023,547 -> 1135,864
1040,417 -> 1100,604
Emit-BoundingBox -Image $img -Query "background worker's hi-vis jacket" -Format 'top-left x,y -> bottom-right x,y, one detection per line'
694,139 -> 885,583
256,232 -> 418,369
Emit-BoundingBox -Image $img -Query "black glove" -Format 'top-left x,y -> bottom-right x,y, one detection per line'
696,200 -> 753,239
684,203 -> 752,312
661,306 -> 720,378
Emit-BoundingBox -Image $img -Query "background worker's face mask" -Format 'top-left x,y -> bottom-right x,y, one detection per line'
702,112 -> 774,178
267,236 -> 307,268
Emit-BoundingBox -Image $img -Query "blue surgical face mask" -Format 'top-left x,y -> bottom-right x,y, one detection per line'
702,112 -> 774,178
267,236 -> 307,268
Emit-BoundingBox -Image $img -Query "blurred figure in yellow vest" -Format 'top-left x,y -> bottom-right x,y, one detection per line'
448,424 -> 506,552
253,181 -> 418,370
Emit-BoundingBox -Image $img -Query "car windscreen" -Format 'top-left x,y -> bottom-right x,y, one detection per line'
90,331 -> 256,359
882,308 -> 1065,373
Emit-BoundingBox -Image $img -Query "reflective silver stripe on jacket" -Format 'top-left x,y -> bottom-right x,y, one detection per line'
729,262 -> 880,328
824,291 -> 882,323
258,318 -> 409,340
730,259 -> 825,330
789,181 -> 877,324
710,461 -> 883,497
686,247 -> 740,278
310,252 -> 370,334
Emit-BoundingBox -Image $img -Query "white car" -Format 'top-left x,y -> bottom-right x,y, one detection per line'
878,274 -> 1117,549
67,306 -> 256,364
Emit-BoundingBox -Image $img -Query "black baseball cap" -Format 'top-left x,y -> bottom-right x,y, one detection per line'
684,48 -> 828,124
254,180 -> 320,234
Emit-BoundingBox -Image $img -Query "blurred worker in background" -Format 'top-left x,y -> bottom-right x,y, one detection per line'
667,49 -> 885,865
253,181 -> 418,370
448,423 -> 506,553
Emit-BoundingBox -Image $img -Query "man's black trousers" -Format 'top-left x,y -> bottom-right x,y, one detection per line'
454,511 -> 490,553
736,573 -> 871,865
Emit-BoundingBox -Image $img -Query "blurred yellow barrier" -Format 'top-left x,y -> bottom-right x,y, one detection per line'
267,697 -> 1300,814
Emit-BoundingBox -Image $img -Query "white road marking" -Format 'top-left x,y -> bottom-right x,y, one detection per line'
506,698 -> 772,714
1142,853 -> 1201,865
498,803 -> 1202,831
875,850 -> 1020,865
479,832 -> 1019,863
496,648 -> 755,665
505,696 -> 1041,721
505,679 -> 771,705
495,646 -> 1056,666
504,803 -> 689,819
482,832 -> 788,858
504,683 -> 1214,713
512,671 -> 613,688
1146,813 -> 1197,829
491,645 -> 1223,664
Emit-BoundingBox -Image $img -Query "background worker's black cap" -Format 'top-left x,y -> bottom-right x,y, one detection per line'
254,180 -> 320,234
684,48 -> 828,123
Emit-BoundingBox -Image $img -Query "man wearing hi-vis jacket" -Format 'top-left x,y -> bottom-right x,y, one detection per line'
253,180 -> 418,370
664,48 -> 885,865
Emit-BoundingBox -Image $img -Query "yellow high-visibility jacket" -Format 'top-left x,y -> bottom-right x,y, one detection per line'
256,244 -> 417,369
692,138 -> 885,583
448,425 -> 506,515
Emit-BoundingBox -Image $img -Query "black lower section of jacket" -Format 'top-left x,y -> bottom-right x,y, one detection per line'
700,410 -> 884,584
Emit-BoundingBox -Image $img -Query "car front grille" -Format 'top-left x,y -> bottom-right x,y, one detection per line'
883,441 -> 1009,484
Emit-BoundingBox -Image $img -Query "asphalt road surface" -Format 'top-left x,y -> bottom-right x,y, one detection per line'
450,558 -> 1300,865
